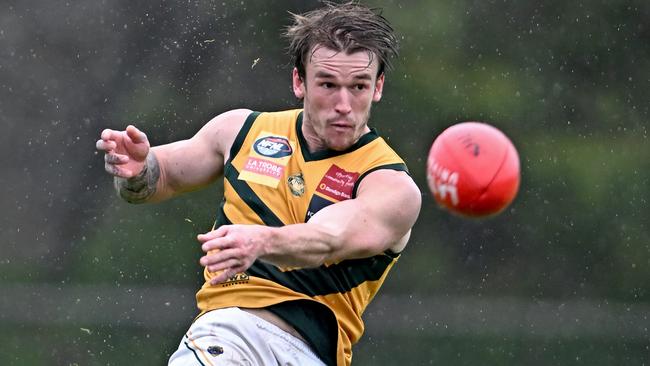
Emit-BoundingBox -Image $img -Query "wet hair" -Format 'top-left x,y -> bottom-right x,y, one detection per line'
284,1 -> 399,79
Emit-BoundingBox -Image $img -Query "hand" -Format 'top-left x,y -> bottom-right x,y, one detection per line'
198,225 -> 269,285
96,125 -> 150,178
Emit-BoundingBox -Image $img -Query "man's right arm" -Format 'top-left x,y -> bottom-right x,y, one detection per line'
99,109 -> 250,203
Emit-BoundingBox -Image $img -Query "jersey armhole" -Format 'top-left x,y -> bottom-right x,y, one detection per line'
351,163 -> 409,198
225,111 -> 261,166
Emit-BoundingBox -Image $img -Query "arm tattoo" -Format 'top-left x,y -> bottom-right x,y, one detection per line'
114,153 -> 160,204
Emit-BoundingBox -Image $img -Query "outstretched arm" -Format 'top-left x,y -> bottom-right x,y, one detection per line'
96,109 -> 250,203
199,168 -> 422,284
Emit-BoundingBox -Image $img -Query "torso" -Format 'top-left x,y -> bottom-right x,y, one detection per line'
197,109 -> 410,366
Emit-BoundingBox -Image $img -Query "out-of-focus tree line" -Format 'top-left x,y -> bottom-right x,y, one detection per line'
1,0 -> 648,365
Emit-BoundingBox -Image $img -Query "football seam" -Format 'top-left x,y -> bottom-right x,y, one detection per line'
470,143 -> 512,212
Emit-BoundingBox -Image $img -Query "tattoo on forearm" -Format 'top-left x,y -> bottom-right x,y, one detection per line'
114,153 -> 160,204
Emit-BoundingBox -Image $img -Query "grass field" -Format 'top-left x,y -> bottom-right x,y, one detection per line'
2,325 -> 648,366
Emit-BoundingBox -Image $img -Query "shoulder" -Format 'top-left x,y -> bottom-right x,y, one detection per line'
203,108 -> 254,133
195,108 -> 254,157
353,168 -> 421,252
356,168 -> 421,213
357,168 -> 420,196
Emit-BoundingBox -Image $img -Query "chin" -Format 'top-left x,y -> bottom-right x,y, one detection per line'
326,140 -> 354,151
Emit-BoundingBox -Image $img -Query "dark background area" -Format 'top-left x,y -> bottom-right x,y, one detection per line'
1,0 -> 648,365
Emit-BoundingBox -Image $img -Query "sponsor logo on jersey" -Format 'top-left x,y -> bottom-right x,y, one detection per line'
253,136 -> 293,158
243,157 -> 285,180
316,165 -> 359,201
239,133 -> 294,188
220,272 -> 249,287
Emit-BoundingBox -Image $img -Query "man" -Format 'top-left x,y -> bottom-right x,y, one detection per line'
96,2 -> 421,365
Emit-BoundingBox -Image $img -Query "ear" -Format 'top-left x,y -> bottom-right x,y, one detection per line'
292,68 -> 305,99
372,73 -> 385,102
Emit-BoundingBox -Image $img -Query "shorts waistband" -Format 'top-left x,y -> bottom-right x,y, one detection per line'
196,307 -> 322,362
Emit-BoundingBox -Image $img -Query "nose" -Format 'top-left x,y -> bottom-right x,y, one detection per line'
334,88 -> 352,115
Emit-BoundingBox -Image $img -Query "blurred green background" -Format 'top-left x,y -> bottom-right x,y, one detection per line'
1,0 -> 648,365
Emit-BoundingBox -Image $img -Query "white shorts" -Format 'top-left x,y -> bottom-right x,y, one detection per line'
168,307 -> 326,366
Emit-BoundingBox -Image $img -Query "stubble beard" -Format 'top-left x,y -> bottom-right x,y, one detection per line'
304,107 -> 372,152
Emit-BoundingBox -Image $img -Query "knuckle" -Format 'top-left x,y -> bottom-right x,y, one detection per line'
232,248 -> 244,259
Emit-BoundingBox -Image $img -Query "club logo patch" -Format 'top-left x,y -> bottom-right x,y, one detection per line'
253,136 -> 293,158
287,172 -> 305,197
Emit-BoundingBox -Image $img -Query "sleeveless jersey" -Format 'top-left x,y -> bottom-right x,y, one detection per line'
195,109 -> 409,366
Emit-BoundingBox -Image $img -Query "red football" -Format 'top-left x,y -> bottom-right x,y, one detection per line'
426,122 -> 520,217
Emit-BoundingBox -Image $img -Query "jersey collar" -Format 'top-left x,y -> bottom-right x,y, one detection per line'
296,111 -> 379,162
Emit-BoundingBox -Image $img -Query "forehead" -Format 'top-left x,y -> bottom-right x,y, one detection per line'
306,46 -> 379,76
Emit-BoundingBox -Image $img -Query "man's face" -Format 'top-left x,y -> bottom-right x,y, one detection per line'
292,46 -> 384,152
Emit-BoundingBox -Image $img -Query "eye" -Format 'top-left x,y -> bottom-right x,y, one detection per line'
320,82 -> 335,89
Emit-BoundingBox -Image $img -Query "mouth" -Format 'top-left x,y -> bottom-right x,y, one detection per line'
329,120 -> 354,131
331,125 -> 353,134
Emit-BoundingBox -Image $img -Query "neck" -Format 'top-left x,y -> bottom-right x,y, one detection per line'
301,120 -> 327,153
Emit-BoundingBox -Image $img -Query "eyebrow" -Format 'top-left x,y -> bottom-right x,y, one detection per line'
314,71 -> 373,81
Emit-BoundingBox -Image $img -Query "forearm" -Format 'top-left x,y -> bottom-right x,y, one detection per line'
114,152 -> 160,204
258,216 -> 389,268
261,223 -> 343,268
259,196 -> 403,267
200,170 -> 420,284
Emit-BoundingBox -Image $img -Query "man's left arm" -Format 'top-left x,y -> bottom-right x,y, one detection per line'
199,169 -> 421,284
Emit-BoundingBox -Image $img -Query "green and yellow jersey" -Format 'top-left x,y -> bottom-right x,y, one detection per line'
196,109 -> 409,366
